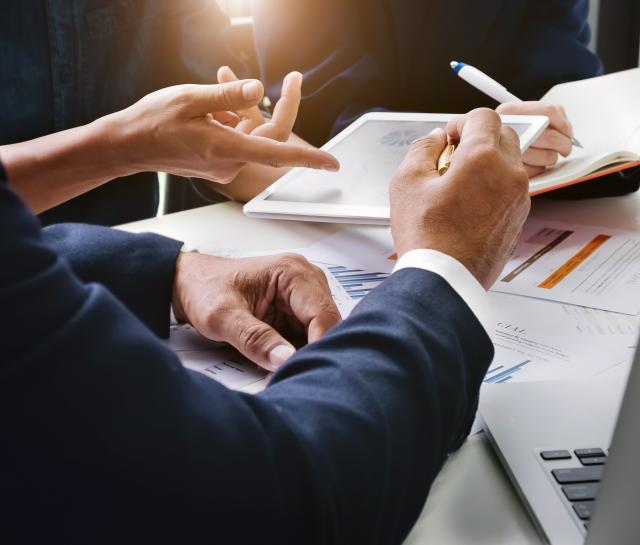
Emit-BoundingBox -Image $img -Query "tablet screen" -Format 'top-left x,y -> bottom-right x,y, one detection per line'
266,119 -> 532,207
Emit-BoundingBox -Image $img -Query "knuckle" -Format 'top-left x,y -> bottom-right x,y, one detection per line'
410,135 -> 437,151
219,84 -> 234,110
544,150 -> 559,165
501,125 -> 519,142
467,143 -> 500,168
277,252 -> 309,269
238,321 -> 272,353
471,107 -> 500,121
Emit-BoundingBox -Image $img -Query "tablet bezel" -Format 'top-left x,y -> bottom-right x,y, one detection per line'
244,112 -> 549,225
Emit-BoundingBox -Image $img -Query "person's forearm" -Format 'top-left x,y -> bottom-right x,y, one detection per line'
259,269 -> 493,541
43,223 -> 183,338
206,133 -> 309,202
0,115 -> 130,213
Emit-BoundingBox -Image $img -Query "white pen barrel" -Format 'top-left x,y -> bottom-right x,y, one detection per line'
459,66 -> 520,104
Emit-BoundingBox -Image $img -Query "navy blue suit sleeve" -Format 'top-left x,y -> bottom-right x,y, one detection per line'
1,173 -> 492,544
505,0 -> 603,100
42,224 -> 183,339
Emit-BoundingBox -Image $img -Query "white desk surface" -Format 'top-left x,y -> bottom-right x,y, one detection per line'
120,190 -> 640,545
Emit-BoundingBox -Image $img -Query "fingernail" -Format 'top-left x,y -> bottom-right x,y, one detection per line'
269,345 -> 296,368
322,162 -> 339,171
242,80 -> 262,101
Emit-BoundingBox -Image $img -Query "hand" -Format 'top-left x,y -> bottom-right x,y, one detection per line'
217,65 -> 302,143
172,253 -> 342,371
105,79 -> 339,183
390,108 -> 530,289
496,101 -> 574,177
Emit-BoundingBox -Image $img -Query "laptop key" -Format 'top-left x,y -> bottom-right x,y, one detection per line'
575,448 -> 605,458
541,450 -> 572,460
552,467 -> 604,484
562,483 -> 599,501
572,501 -> 595,520
581,456 -> 606,466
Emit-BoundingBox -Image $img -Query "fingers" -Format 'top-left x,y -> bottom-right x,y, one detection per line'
446,108 -> 503,150
525,164 -> 547,178
183,80 -> 264,116
253,71 -> 303,142
281,257 -> 342,343
396,127 -> 448,180
522,147 -> 560,168
217,66 -> 265,128
496,101 -> 574,139
528,128 -> 572,158
212,111 -> 240,128
226,309 -> 297,371
226,131 -> 340,171
498,125 -> 523,165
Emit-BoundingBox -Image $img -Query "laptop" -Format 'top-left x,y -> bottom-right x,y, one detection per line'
479,345 -> 640,544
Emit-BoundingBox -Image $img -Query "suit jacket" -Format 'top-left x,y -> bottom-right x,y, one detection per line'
253,0 -> 603,145
0,166 -> 493,544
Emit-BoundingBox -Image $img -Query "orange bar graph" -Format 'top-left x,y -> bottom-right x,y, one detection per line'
538,234 -> 611,289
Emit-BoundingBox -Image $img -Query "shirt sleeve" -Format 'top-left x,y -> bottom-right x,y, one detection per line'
393,249 -> 492,337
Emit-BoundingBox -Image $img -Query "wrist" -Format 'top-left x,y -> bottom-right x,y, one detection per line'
98,110 -> 144,178
395,239 -> 490,289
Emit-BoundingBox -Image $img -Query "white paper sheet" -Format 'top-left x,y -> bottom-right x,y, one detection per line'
303,226 -> 396,274
491,219 -> 640,314
486,292 -> 634,384
168,324 -> 267,390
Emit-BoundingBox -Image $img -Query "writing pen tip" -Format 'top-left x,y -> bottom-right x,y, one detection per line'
450,61 -> 458,69
572,137 -> 584,149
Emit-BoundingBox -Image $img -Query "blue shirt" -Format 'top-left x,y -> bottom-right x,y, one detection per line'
0,0 -> 244,225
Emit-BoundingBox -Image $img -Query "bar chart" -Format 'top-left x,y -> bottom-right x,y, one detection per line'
484,360 -> 532,384
326,266 -> 390,300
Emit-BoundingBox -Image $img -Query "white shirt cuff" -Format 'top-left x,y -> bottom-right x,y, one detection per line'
392,249 -> 492,338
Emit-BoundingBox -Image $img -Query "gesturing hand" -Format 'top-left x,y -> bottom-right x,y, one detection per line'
217,65 -> 302,143
106,78 -> 339,183
496,101 -> 574,177
390,108 -> 530,289
172,253 -> 342,371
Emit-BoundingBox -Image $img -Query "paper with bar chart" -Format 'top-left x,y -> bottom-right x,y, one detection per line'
303,226 -> 397,274
485,293 -> 633,384
168,324 -> 267,390
491,219 -> 640,314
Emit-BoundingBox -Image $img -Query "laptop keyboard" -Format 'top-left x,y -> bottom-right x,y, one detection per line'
539,447 -> 608,530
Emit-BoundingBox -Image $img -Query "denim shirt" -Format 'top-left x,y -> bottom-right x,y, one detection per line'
0,0 -> 244,225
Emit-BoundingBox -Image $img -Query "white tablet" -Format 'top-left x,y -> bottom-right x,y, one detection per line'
244,112 -> 549,225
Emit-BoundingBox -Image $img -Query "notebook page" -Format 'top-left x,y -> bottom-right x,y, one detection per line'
530,69 -> 640,189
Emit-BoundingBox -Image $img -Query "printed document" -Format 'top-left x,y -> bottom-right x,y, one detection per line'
491,219 -> 640,314
487,293 -> 634,384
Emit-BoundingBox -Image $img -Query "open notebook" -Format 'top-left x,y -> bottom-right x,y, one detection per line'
530,68 -> 640,195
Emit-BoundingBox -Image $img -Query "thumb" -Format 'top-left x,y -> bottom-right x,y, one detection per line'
226,310 -> 296,372
184,80 -> 264,115
402,128 -> 448,178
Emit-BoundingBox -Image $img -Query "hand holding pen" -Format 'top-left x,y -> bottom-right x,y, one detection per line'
451,61 -> 579,178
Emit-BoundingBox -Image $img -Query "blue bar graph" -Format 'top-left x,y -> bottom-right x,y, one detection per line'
327,265 -> 390,300
484,360 -> 531,384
